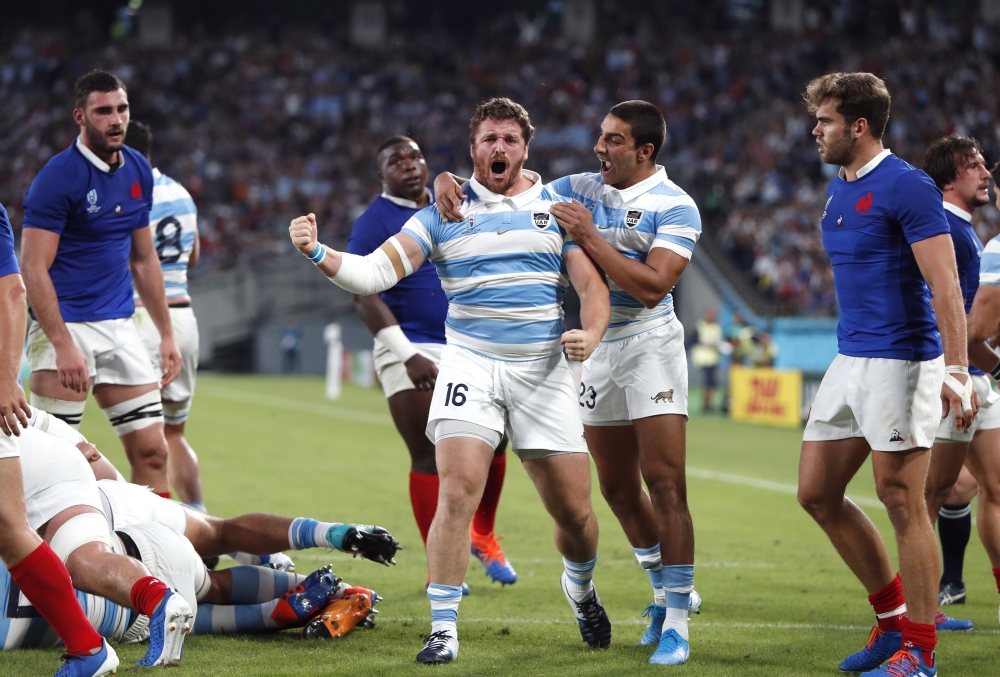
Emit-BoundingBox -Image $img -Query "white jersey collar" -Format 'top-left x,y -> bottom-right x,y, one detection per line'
605,165 -> 667,205
152,167 -> 162,180
943,201 -> 973,222
469,170 -> 544,209
381,189 -> 430,210
75,135 -> 124,174
842,148 -> 891,180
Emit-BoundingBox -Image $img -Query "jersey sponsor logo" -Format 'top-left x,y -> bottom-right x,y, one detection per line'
87,189 -> 101,213
624,209 -> 644,228
131,179 -> 142,199
889,428 -> 903,442
532,211 -> 550,229
856,191 -> 873,215
651,389 -> 674,403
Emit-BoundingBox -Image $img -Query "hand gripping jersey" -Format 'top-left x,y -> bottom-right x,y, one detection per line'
348,191 -> 447,344
0,202 -> 18,279
549,167 -> 701,341
401,175 -> 576,360
944,203 -> 985,375
821,151 -> 949,361
22,138 -> 153,322
133,169 -> 198,301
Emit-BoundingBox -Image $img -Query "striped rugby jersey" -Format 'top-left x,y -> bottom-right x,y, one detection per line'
133,168 -> 197,301
550,167 -> 701,341
401,173 -> 577,361
980,233 -> 1000,287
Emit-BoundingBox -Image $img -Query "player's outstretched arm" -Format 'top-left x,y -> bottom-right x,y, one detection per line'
20,228 -> 90,393
562,248 -> 610,362
131,226 -> 182,386
912,233 -> 978,430
550,199 -> 690,309
289,213 -> 425,294
0,273 -> 30,436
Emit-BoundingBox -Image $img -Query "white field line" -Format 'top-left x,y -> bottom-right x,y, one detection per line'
200,385 -> 886,509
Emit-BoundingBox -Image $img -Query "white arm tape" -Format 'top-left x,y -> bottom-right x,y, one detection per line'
330,248 -> 399,295
376,325 -> 419,363
944,365 -> 974,413
388,236 -> 414,276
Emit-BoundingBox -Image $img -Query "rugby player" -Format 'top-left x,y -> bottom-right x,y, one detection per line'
936,466 -> 980,606
21,70 -> 181,497
348,136 -> 515,589
0,200 -> 118,676
920,135 -> 996,629
797,73 -> 975,677
959,157 -> 1000,624
124,121 -> 205,512
290,98 -> 611,664
437,100 -> 701,665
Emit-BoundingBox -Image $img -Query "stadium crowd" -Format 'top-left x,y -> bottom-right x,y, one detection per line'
3,3 -> 1000,314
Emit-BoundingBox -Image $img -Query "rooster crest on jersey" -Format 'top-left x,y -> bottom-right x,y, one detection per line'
856,191 -> 873,216
532,211 -> 550,229
624,209 -> 643,228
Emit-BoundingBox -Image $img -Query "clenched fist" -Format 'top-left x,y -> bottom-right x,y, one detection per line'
289,213 -> 318,255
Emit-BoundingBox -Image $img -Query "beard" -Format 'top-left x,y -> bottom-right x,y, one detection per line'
84,118 -> 124,154
822,129 -> 856,167
972,191 -> 990,208
473,153 -> 524,195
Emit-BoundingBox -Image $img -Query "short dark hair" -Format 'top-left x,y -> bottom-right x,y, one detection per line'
804,72 -> 891,139
469,98 -> 534,144
608,100 -> 667,161
125,120 -> 153,160
923,135 -> 982,190
75,70 -> 127,110
377,135 -> 417,155
991,159 -> 1000,187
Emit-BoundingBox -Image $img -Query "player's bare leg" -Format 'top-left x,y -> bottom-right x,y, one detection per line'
585,424 -> 658,549
634,414 -> 694,564
94,382 -> 170,494
0,459 -> 46,563
521,453 -> 599,563
872,448 -> 940,625
965,430 -> 1000,576
798,439 -> 896,591
925,440 -> 970,523
164,418 -> 202,505
388,389 -> 437,474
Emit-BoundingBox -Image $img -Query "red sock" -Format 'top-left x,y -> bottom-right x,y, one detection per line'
155,491 -> 171,499
902,620 -> 937,666
473,452 -> 506,536
409,472 -> 439,545
130,576 -> 169,616
9,542 -> 103,656
869,574 -> 907,633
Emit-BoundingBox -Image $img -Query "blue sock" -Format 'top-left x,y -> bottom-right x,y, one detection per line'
287,517 -> 337,550
228,566 -> 305,604
184,501 -> 207,514
427,583 -> 463,635
661,564 -> 694,641
633,544 -> 664,604
563,555 -> 598,601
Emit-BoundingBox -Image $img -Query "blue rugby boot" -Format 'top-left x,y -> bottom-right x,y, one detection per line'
55,639 -> 119,677
137,589 -> 194,667
471,530 -> 517,586
649,628 -> 690,665
639,603 -> 666,646
270,565 -> 342,627
839,626 -> 902,672
935,610 -> 973,631
859,648 -> 936,677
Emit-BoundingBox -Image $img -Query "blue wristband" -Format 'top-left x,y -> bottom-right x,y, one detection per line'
306,243 -> 325,264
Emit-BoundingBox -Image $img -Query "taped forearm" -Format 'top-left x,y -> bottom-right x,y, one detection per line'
375,325 -> 418,363
327,237 -> 413,295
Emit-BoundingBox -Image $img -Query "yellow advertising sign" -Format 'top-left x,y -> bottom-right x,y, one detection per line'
728,366 -> 802,428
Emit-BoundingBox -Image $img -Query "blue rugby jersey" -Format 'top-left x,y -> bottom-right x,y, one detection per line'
401,174 -> 576,360
133,169 -> 198,301
0,203 -> 18,278
23,137 -> 153,322
549,167 -> 701,341
348,190 -> 447,344
821,151 -> 948,361
944,203 -> 985,374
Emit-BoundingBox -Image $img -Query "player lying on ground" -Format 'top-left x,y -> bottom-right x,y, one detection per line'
291,97 -> 612,665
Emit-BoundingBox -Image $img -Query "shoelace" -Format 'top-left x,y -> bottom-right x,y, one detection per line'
865,625 -> 885,650
471,532 -> 507,565
883,650 -> 919,677
933,611 -> 948,625
573,593 -> 605,625
641,603 -> 657,619
423,630 -> 454,652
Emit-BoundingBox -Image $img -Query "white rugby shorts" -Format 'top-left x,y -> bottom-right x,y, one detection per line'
935,373 -> 1000,443
373,339 -> 444,398
0,429 -> 17,459
580,319 -> 688,425
803,354 -> 944,451
27,317 -> 158,389
134,306 -> 199,418
426,345 -> 588,461
18,426 -> 102,529
98,479 -> 188,536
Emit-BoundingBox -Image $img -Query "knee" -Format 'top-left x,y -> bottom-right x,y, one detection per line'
598,480 -> 639,511
409,443 -> 438,475
437,476 -> 483,515
798,484 -> 838,523
645,474 -> 687,511
132,441 -> 168,469
876,484 -> 922,527
553,502 -> 595,537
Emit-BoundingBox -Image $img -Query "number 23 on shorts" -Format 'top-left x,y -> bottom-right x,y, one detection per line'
579,382 -> 596,409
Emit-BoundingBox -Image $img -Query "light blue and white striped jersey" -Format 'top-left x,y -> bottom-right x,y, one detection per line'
401,174 -> 576,361
133,168 -> 198,301
550,167 -> 701,341
980,233 -> 1000,287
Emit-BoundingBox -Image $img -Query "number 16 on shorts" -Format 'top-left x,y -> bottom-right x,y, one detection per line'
444,382 -> 468,406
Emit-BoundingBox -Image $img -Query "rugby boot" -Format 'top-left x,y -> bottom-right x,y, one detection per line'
561,572 -> 612,648
416,629 -> 459,664
935,610 -> 973,631
639,603 -> 666,646
937,580 -> 966,606
136,589 -> 193,667
649,628 -> 690,665
471,530 -> 517,586
839,626 -> 902,672
270,565 -> 342,627
859,648 -> 936,677
55,639 -> 119,677
302,587 -> 379,639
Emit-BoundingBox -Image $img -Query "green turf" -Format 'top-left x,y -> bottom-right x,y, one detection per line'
4,375 -> 998,676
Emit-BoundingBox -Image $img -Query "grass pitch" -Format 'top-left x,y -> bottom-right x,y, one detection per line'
3,375 -> 999,676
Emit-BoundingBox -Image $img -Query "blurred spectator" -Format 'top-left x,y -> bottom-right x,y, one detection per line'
690,307 -> 725,412
281,315 -> 301,373
747,332 -> 779,368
